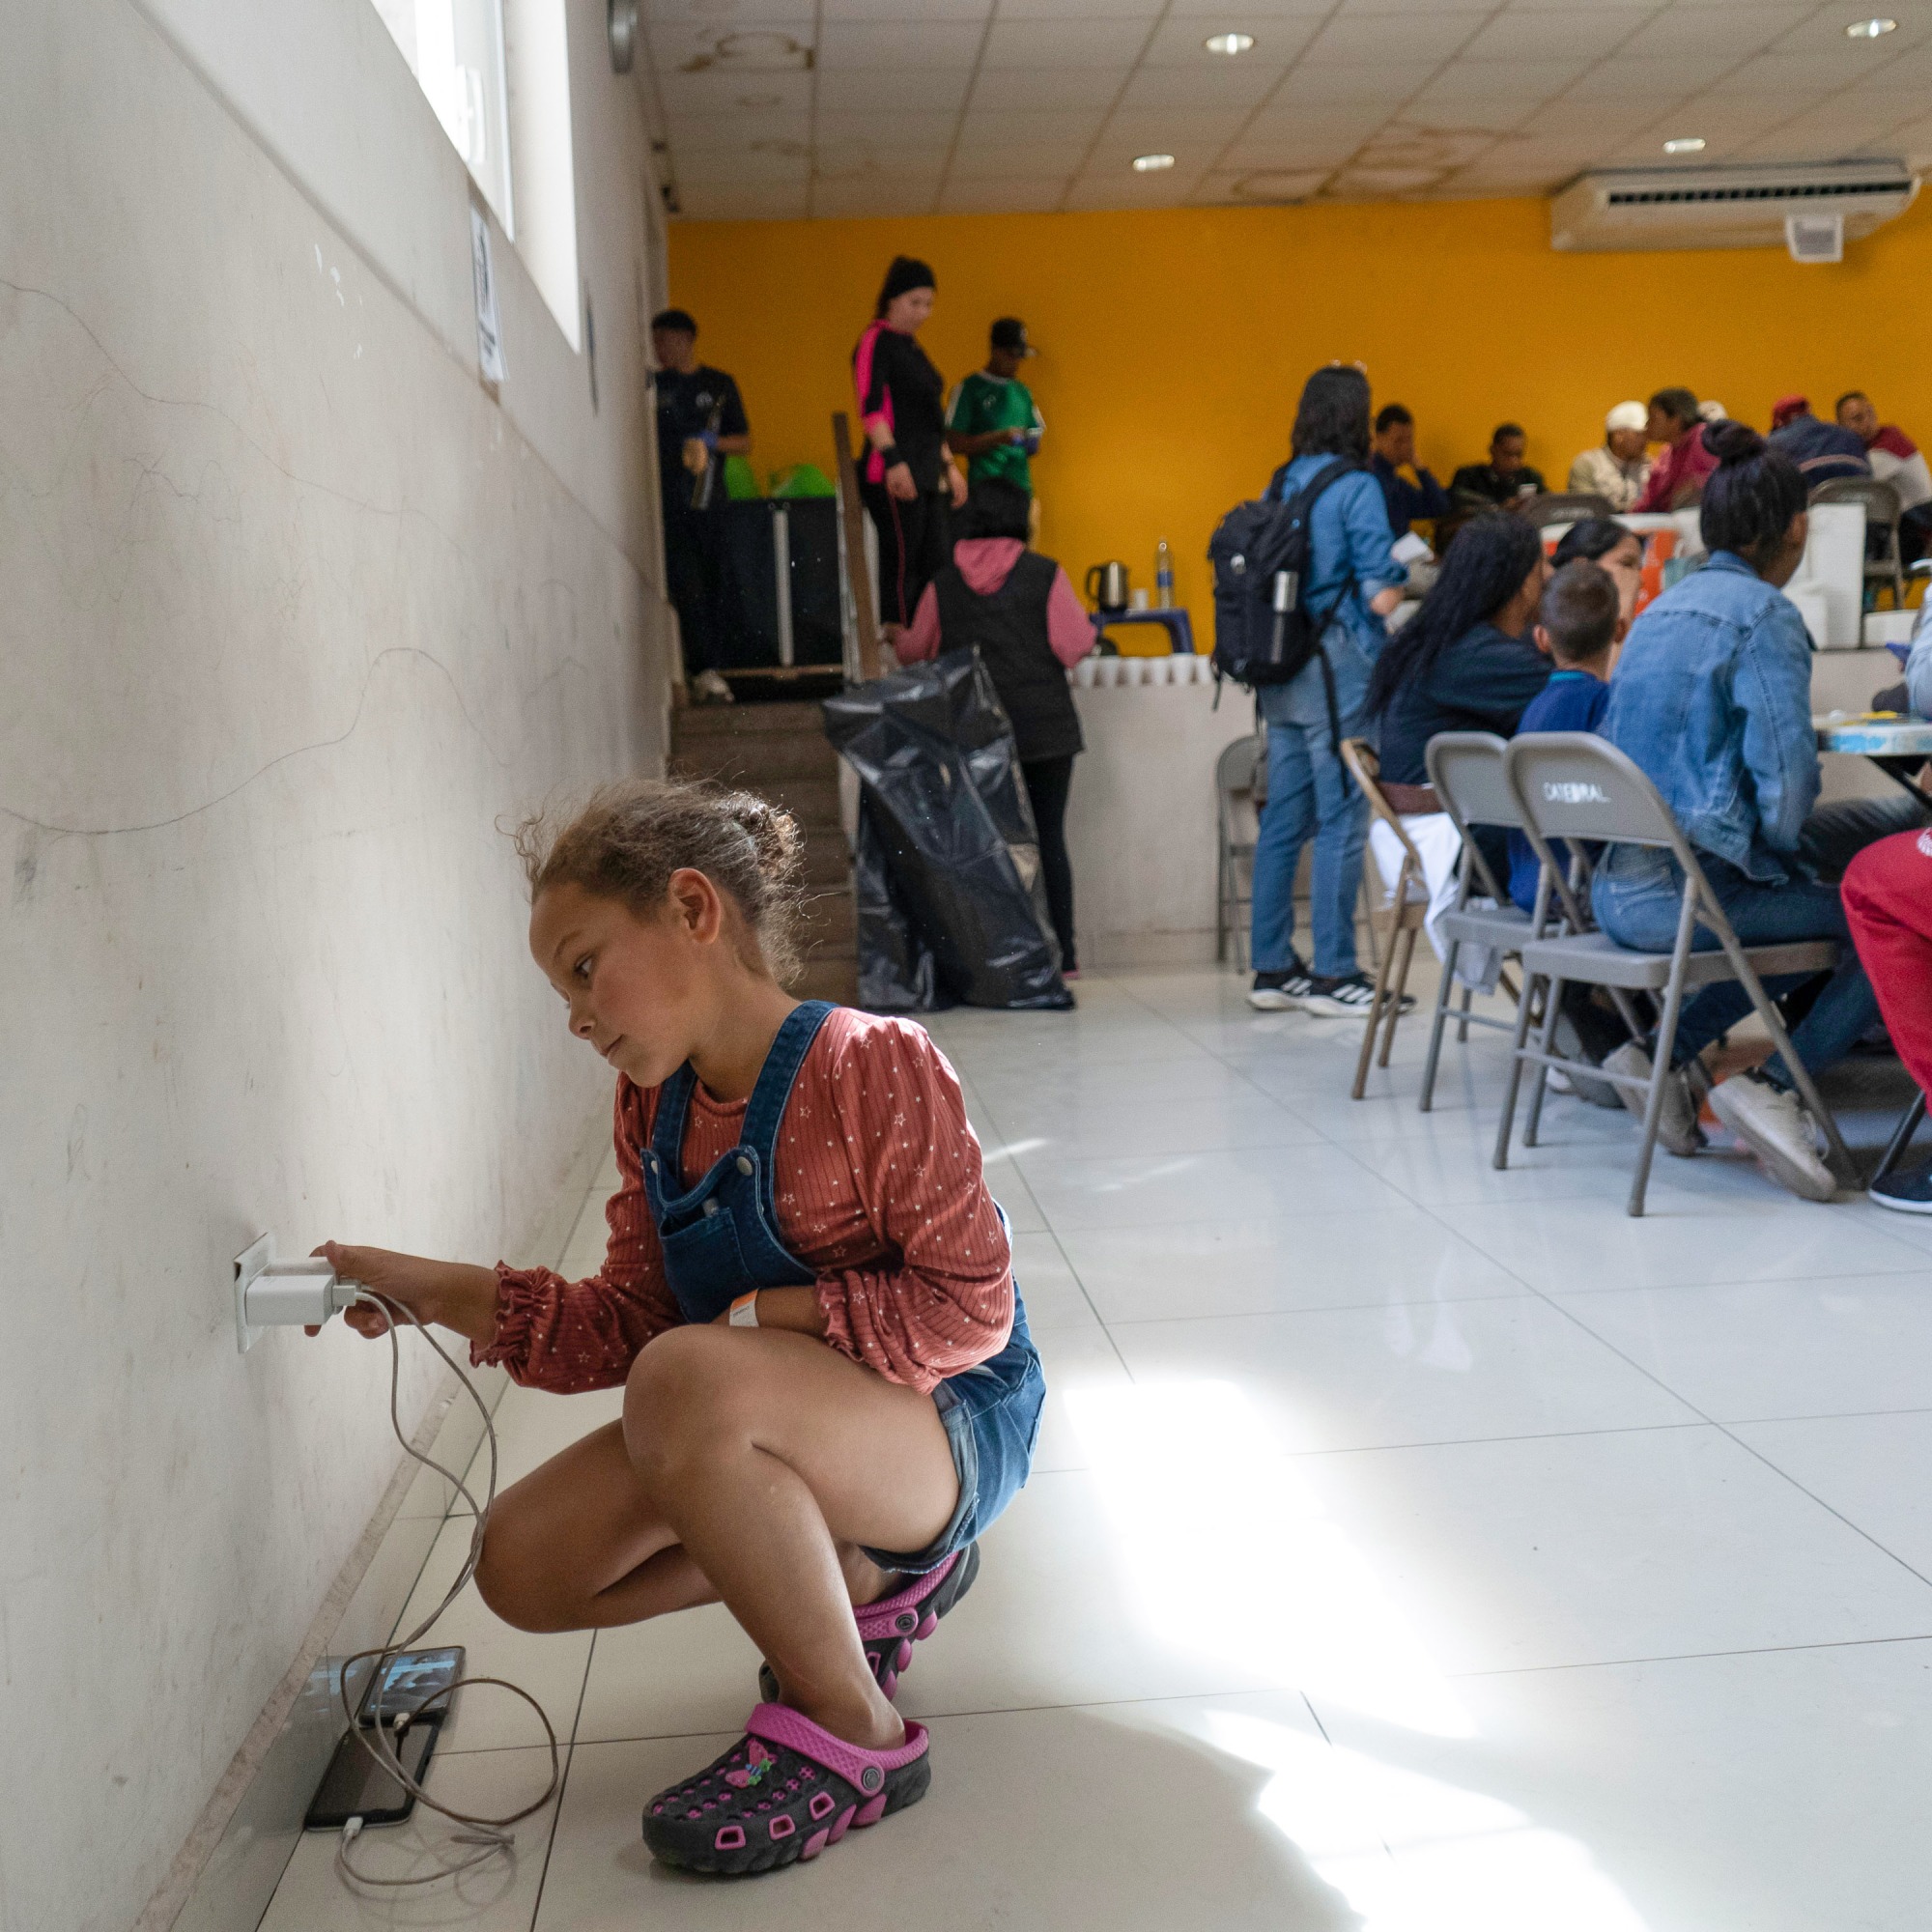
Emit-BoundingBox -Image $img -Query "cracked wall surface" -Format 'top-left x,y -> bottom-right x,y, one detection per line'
0,5 -> 669,1928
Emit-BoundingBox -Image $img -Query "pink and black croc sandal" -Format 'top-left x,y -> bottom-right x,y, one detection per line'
642,1704 -> 931,1875
758,1543 -> 980,1704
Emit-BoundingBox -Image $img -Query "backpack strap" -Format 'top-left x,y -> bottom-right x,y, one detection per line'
1272,457 -> 1365,755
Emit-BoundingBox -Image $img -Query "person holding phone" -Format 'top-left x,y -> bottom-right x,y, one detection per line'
853,257 -> 967,628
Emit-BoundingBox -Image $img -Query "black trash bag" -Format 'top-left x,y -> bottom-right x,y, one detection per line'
853,800 -> 943,1012
823,651 -> 1072,1011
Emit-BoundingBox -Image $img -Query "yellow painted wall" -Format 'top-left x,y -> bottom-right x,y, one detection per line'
668,193 -> 1932,620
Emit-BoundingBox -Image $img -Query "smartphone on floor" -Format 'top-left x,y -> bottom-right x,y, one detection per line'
358,1645 -> 464,1723
303,1711 -> 443,1830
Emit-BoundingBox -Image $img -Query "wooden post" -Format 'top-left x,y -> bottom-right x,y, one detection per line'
832,411 -> 881,682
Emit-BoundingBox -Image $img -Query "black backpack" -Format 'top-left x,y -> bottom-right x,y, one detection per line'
1208,456 -> 1361,737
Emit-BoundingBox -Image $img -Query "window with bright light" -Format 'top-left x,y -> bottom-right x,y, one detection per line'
371,0 -> 515,234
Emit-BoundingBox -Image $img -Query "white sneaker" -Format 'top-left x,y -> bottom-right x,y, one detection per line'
692,668 -> 735,705
1601,1041 -> 1705,1156
1708,1071 -> 1838,1202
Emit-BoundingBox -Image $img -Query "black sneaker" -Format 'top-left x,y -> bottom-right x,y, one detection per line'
1248,960 -> 1314,1010
1300,972 -> 1413,1019
1870,1160 -> 1932,1214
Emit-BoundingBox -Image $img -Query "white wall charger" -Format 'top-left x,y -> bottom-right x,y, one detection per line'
232,1236 -> 367,1350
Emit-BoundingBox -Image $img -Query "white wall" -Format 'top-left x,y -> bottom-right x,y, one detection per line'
0,4 -> 669,1928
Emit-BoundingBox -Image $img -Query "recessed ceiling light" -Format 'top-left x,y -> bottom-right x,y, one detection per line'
1846,16 -> 1898,37
1204,32 -> 1255,55
1662,136 -> 1707,154
1132,152 -> 1177,172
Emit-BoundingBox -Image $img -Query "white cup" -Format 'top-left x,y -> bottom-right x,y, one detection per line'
1150,656 -> 1175,685
1096,657 -> 1122,687
1173,653 -> 1198,686
1130,587 -> 1151,611
1120,657 -> 1146,686
1072,656 -> 1097,688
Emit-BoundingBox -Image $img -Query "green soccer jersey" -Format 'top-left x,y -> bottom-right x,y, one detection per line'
946,370 -> 1044,490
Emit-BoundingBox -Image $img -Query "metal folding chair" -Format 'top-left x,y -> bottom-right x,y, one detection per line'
1873,1091 -> 1929,1191
1416,733 -> 1536,1111
1216,734 -> 1264,968
1499,732 -> 1853,1216
1339,738 -> 1427,1099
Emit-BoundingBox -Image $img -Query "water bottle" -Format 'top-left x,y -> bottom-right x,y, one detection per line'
1155,539 -> 1174,610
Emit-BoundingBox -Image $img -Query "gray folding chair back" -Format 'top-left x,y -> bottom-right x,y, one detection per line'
1812,475 -> 1906,623
1499,732 -> 1853,1214
1215,733 -> 1264,967
1414,733 -> 1532,1110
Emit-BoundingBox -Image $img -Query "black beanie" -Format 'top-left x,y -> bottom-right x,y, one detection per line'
874,255 -> 936,318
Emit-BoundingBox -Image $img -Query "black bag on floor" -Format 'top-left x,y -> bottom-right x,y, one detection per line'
823,651 -> 1072,1011
852,802 -> 942,1012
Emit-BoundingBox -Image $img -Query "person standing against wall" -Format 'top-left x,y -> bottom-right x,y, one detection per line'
652,309 -> 752,706
947,319 -> 1045,516
1248,365 -> 1406,1017
853,258 -> 967,629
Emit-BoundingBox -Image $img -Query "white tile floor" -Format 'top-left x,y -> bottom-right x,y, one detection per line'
262,963 -> 1932,1931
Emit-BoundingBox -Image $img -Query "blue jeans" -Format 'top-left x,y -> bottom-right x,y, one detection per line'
1591,798 -> 1919,1085
1250,629 -> 1374,980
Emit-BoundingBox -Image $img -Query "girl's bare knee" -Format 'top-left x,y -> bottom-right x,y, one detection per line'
625,1326 -> 745,1473
475,1508 -> 573,1633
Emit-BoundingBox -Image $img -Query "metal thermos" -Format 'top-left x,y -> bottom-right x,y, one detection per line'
1085,560 -> 1131,611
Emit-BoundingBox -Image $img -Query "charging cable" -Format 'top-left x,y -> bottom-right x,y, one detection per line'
329,1289 -> 561,1889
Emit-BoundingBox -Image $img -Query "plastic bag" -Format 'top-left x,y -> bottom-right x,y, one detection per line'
823,652 -> 1072,1011
853,804 -> 942,1012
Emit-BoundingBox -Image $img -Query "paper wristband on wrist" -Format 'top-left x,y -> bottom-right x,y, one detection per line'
728,1292 -> 760,1328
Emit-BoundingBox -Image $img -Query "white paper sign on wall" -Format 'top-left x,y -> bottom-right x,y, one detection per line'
470,204 -> 506,384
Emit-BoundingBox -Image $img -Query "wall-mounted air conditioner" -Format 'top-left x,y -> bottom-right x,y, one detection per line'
1549,160 -> 1918,254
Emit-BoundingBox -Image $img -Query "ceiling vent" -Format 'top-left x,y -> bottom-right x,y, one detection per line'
1549,161 -> 1918,254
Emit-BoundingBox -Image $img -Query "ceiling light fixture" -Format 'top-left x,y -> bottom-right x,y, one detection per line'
1204,32 -> 1255,55
1132,152 -> 1177,171
1662,136 -> 1707,154
1846,15 -> 1897,36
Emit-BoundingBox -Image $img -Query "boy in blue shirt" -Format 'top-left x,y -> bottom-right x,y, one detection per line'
1508,558 -> 1623,913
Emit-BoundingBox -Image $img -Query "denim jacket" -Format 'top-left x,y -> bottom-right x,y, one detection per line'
1264,455 -> 1403,660
1600,551 -> 1818,884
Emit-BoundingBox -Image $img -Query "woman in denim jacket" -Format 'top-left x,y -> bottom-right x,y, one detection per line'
1595,422 -> 1924,1200
1247,365 -> 1406,1018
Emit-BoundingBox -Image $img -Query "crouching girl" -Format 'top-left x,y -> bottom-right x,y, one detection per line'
320,780 -> 1044,1875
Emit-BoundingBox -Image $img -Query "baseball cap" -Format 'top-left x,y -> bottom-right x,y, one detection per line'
1605,401 -> 1647,433
990,317 -> 1036,355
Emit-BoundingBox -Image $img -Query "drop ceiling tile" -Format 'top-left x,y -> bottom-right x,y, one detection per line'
1220,124 -> 1384,162
1711,50 -> 1891,94
1616,5 -> 1806,59
1302,13 -> 1482,62
816,20 -> 985,65
982,17 -> 1159,65
1167,0 -> 1329,14
643,0 -> 813,24
646,23 -> 818,72
654,69 -> 816,115
1272,61 -> 1444,102
675,184 -> 812,219
1061,171 -> 1205,209
1421,56 -> 1595,100
820,0 -> 990,17
1730,128 -> 1894,162
1116,64 -> 1286,108
1885,112 -> 1932,157
813,142 -> 951,180
1089,106 -> 1256,152
663,109 -> 812,151
1141,15 -> 1321,63
1515,99 -> 1664,140
1770,5 -> 1932,55
969,67 -> 1132,109
1564,56 -> 1732,99
937,177 -> 1072,212
813,65 -> 974,109
675,146 -> 811,185
1361,124 -> 1505,163
1193,164 -> 1334,201
1335,0 -> 1494,14
1859,46 -> 1932,89
812,107 -> 964,143
950,140 -> 1096,177
809,179 -> 942,217
994,0 -> 1162,15
1460,8 -> 1656,61
958,107 -> 1112,144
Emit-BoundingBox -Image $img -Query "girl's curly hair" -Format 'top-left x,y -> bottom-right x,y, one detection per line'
513,778 -> 808,984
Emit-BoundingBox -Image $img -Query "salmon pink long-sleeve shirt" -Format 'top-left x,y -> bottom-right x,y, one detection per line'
479,1009 -> 1012,1397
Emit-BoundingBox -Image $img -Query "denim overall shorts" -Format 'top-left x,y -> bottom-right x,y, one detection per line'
638,1000 -> 1046,1574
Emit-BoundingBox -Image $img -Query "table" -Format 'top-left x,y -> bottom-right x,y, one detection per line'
1091,607 -> 1197,656
1817,714 -> 1932,810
